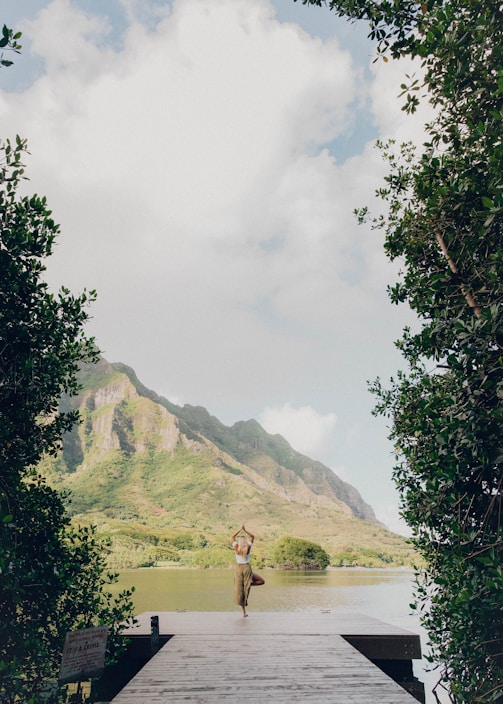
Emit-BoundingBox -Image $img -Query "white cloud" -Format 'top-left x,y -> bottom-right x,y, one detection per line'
2,0 -> 368,401
25,0 -> 112,76
259,403 -> 337,463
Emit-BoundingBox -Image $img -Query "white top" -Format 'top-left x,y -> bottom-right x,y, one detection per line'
233,540 -> 252,564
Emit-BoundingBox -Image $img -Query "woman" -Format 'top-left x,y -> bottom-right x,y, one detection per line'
231,524 -> 265,616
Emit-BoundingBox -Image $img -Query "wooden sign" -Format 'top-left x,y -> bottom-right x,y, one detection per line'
58,626 -> 109,684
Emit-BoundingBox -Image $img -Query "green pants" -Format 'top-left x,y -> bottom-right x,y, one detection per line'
234,563 -> 253,607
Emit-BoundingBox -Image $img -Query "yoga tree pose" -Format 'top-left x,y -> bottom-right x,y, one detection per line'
231,524 -> 264,616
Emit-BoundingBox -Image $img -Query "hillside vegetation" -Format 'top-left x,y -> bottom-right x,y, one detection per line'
39,358 -> 417,569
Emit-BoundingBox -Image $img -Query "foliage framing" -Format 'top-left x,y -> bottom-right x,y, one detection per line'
296,1 -> 502,702
0,137 -> 135,703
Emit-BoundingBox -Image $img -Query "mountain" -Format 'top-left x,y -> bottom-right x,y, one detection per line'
40,358 -> 416,568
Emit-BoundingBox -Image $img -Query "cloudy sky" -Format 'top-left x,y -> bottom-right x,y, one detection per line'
2,0 -> 433,534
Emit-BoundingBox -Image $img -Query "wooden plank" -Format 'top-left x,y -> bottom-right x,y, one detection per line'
125,610 -> 419,638
111,633 -> 418,703
123,611 -> 421,660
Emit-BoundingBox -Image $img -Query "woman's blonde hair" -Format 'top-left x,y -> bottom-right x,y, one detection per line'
237,535 -> 249,557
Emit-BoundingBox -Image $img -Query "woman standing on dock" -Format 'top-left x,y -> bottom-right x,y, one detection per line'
231,524 -> 265,616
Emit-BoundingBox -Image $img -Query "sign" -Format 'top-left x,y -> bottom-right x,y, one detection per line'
58,626 -> 109,684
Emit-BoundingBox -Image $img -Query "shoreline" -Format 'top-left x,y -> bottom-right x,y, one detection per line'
116,564 -> 416,573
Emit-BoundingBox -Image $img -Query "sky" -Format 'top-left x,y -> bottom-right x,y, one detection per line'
1,0 -> 434,534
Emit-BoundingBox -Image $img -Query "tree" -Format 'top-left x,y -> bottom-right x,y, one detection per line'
295,1 -> 502,701
0,137 -> 135,703
272,536 -> 330,570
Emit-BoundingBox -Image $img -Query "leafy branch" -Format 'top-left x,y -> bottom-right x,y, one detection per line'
0,25 -> 22,69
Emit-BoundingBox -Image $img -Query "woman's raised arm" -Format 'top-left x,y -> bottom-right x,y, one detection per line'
242,525 -> 255,543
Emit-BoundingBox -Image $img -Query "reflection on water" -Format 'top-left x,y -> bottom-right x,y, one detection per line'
113,567 -> 448,704
114,566 -> 414,616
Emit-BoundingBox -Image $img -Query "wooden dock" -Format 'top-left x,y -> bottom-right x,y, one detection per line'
110,611 -> 422,703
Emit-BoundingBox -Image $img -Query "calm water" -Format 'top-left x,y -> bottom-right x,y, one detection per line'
113,567 -> 449,704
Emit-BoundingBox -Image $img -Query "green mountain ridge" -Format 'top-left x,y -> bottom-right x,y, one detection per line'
40,358 -> 416,568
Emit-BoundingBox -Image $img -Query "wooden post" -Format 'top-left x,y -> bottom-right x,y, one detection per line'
151,615 -> 159,656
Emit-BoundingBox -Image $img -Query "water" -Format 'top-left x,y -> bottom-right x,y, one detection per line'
113,567 -> 449,703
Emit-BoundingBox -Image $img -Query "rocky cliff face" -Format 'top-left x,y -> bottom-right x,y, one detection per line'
172,409 -> 379,523
61,363 -> 178,469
